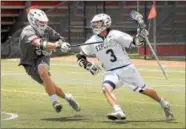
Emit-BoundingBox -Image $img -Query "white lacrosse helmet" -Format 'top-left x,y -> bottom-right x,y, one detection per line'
90,13 -> 111,35
27,8 -> 49,35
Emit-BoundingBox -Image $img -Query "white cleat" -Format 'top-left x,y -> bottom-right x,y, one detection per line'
66,93 -> 81,112
163,102 -> 174,121
107,111 -> 126,120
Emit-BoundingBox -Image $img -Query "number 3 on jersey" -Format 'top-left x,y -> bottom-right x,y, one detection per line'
106,49 -> 117,62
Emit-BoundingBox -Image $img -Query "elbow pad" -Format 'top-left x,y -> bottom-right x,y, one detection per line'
32,39 -> 49,50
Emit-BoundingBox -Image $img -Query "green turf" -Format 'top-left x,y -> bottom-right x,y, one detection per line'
1,58 -> 185,128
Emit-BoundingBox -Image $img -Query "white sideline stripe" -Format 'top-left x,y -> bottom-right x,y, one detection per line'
2,112 -> 18,120
1,63 -> 184,73
139,68 -> 185,73
2,72 -> 185,81
2,89 -> 185,108
51,63 -> 185,73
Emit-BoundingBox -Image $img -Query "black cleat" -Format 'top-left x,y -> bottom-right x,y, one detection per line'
53,101 -> 62,113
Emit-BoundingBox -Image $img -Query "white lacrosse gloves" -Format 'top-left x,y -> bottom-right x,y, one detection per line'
133,27 -> 149,46
55,40 -> 71,53
138,27 -> 149,38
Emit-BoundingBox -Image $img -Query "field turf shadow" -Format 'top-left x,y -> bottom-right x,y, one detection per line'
41,114 -> 90,122
101,119 -> 178,124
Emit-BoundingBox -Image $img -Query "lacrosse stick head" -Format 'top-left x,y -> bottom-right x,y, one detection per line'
129,10 -> 146,28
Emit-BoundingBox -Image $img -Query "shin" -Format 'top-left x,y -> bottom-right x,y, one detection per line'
102,84 -> 119,107
38,64 -> 56,96
141,88 -> 161,102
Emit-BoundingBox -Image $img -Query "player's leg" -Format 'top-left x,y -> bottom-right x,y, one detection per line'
37,63 -> 62,113
102,72 -> 126,120
23,64 -> 62,113
122,64 -> 173,120
55,85 -> 80,112
34,56 -> 63,113
102,84 -> 118,106
141,88 -> 173,120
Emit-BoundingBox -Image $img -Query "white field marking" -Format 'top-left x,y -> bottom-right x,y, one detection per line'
2,89 -> 185,108
2,61 -> 185,73
1,72 -> 185,85
2,112 -> 18,120
50,63 -> 185,73
139,68 -> 185,73
2,71 -> 185,81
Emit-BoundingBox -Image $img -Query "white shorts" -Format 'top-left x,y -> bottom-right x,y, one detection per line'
102,64 -> 147,92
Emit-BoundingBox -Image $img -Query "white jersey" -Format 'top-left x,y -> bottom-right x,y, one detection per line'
81,30 -> 134,71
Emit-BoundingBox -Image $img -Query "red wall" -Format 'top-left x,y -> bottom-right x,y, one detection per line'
139,44 -> 186,56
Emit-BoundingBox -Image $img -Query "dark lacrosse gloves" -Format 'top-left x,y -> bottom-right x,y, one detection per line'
76,54 -> 101,75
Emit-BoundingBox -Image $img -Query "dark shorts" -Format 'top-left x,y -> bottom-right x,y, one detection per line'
23,56 -> 50,84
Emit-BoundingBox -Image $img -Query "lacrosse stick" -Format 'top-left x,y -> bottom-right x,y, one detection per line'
130,10 -> 168,80
71,41 -> 103,47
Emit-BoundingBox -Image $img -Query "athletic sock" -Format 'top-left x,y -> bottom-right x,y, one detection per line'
159,98 -> 168,108
64,93 -> 71,101
50,94 -> 58,103
113,105 -> 122,112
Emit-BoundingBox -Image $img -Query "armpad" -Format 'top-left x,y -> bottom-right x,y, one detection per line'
32,38 -> 52,56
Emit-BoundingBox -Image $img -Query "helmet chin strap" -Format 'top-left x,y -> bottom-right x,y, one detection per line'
31,25 -> 45,37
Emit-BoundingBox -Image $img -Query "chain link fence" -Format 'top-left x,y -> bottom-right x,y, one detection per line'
2,1 -> 185,58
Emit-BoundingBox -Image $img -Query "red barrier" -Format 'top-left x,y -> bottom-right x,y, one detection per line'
1,1 -> 25,6
1,17 -> 14,22
139,44 -> 186,56
105,2 -> 118,6
1,9 -> 20,14
31,1 -> 64,6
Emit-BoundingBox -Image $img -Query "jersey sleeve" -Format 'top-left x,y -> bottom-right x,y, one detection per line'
80,44 -> 95,56
80,37 -> 96,56
47,26 -> 65,41
20,28 -> 39,44
115,31 -> 133,48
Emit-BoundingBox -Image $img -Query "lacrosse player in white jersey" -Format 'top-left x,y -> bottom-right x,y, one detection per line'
76,13 -> 173,121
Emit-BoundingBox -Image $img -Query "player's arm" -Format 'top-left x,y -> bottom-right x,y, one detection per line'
131,27 -> 145,47
76,51 -> 100,75
31,37 -> 70,52
48,26 -> 65,41
46,26 -> 71,52
25,31 -> 70,53
116,29 -> 145,48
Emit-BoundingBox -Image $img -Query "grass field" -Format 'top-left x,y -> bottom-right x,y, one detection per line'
1,58 -> 185,128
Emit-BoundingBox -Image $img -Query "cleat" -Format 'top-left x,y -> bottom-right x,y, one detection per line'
163,102 -> 174,121
66,93 -> 80,112
107,111 -> 126,120
53,101 -> 62,113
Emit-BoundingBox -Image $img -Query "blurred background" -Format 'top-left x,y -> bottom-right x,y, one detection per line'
1,1 -> 186,59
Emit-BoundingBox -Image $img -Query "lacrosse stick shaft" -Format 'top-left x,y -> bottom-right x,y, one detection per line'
71,41 -> 103,47
144,37 -> 168,80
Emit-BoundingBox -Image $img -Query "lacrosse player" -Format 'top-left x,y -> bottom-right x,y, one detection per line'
19,8 -> 80,113
76,13 -> 173,120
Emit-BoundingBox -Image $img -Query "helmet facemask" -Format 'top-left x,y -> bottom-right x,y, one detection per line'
90,13 -> 111,35
91,20 -> 106,35
34,19 -> 48,35
27,9 -> 49,36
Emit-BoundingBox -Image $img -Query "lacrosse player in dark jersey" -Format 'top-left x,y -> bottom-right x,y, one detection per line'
19,8 -> 80,113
